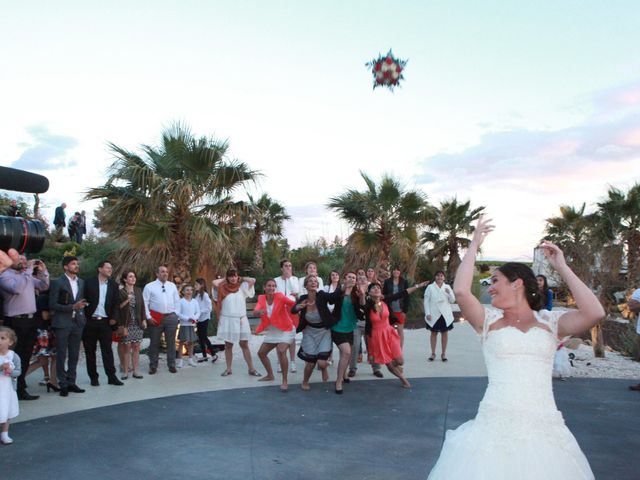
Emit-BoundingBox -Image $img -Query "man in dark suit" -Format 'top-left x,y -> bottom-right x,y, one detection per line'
49,256 -> 88,397
83,260 -> 123,387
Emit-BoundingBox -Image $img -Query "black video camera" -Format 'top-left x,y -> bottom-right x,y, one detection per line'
0,166 -> 50,254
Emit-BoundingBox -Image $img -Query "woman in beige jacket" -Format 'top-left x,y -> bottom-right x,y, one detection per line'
423,271 -> 456,361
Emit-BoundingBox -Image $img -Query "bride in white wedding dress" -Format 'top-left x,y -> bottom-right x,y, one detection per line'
427,216 -> 603,480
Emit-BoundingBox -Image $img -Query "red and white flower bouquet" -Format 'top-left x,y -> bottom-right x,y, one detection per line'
366,50 -> 407,91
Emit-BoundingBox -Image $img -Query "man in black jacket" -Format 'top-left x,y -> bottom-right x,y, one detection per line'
83,260 -> 123,386
50,256 -> 88,396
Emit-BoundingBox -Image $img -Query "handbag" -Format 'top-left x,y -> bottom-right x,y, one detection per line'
116,325 -> 128,338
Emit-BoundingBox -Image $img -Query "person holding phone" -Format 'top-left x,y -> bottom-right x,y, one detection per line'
0,255 -> 50,400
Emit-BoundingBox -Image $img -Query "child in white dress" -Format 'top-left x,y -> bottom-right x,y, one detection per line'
0,327 -> 20,445
177,285 -> 201,368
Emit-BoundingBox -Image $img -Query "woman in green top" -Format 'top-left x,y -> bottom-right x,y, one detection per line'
331,271 -> 359,394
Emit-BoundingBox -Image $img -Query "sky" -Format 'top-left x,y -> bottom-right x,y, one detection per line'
1,1 -> 640,261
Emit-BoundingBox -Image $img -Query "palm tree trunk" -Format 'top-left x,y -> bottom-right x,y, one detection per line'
447,248 -> 461,282
379,234 -> 392,280
590,322 -> 605,358
627,233 -> 640,286
252,226 -> 264,274
592,288 -> 610,358
171,211 -> 191,284
33,194 -> 41,219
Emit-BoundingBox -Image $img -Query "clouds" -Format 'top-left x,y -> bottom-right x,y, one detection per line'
411,81 -> 640,260
283,203 -> 350,247
416,82 -> 640,195
591,80 -> 640,120
12,125 -> 79,171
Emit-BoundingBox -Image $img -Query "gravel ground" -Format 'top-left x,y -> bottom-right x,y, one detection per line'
565,343 -> 640,379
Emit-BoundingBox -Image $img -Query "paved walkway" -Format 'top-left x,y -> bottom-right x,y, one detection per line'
4,322 -> 638,479
3,377 -> 637,479
15,322 -> 486,423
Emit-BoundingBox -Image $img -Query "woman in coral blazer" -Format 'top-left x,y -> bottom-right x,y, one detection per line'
253,279 -> 297,391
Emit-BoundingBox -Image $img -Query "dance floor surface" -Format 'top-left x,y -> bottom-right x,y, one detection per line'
1,377 -> 635,480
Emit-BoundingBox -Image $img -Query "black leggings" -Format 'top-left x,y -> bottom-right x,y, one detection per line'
197,320 -> 214,357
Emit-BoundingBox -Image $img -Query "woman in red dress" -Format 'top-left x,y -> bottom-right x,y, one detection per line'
357,281 -> 427,388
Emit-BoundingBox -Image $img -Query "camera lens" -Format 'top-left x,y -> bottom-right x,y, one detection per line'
0,216 -> 46,254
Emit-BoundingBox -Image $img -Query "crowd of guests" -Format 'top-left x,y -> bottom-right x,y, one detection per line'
244,260 -> 433,393
2,244 -> 638,448
0,251 -> 472,443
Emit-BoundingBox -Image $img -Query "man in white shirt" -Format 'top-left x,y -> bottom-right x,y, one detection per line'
143,265 -> 181,374
82,261 -> 122,387
275,259 -> 299,373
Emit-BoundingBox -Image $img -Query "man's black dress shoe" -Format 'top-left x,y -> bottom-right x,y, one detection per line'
90,379 -> 100,387
67,384 -> 86,393
60,387 -> 69,397
149,367 -> 157,375
18,391 -> 39,400
108,378 -> 124,386
168,367 -> 177,373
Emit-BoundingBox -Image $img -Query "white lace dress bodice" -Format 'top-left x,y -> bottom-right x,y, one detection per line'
427,308 -> 594,480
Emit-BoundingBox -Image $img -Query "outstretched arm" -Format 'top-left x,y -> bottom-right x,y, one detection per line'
541,241 -> 605,337
383,281 -> 428,303
453,215 -> 494,333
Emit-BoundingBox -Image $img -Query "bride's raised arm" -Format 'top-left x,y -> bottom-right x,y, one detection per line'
540,241 -> 605,337
453,216 -> 494,333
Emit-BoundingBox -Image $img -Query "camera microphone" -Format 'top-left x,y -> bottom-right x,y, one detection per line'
0,166 -> 50,194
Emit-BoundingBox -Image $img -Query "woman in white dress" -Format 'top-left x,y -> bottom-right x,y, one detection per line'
423,271 -> 456,361
427,216 -> 603,480
212,269 -> 260,377
274,259 -> 300,373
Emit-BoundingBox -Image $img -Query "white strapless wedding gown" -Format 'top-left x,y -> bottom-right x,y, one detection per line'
427,308 -> 594,480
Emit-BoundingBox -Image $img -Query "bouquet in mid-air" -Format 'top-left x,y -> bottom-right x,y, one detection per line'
366,49 -> 407,91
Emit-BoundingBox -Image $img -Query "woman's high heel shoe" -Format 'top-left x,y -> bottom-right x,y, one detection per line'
46,382 -> 60,393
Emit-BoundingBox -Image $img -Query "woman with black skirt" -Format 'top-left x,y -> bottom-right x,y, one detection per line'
291,275 -> 341,391
423,270 -> 456,362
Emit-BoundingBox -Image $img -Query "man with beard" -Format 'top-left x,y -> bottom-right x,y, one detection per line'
50,256 -> 88,397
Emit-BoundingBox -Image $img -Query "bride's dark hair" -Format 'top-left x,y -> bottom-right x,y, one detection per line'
497,263 -> 542,311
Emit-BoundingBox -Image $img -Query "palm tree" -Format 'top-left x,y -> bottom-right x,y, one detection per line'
544,204 -> 607,356
596,184 -> 640,287
244,193 -> 290,274
327,171 -> 433,277
86,123 -> 259,281
420,197 -> 485,281
544,204 -> 596,277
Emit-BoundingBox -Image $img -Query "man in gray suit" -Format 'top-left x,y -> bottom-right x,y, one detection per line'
49,256 -> 88,397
